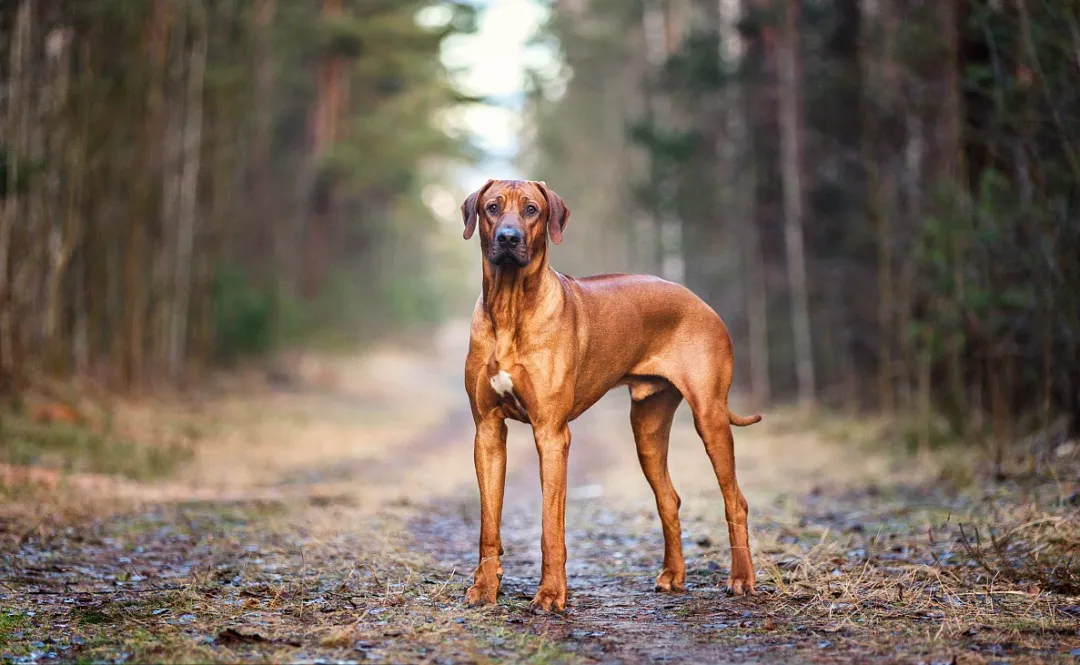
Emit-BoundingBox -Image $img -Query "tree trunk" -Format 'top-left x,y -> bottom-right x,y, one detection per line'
168,1 -> 207,383
939,0 -> 969,429
44,26 -> 77,374
303,0 -> 348,299
44,28 -> 64,356
159,6 -> 185,372
732,0 -> 770,408
251,0 -> 275,276
743,169 -> 770,408
777,0 -> 815,407
195,100 -> 237,368
899,71 -> 923,410
642,0 -> 685,285
858,0 -> 894,413
0,0 -> 33,395
121,0 -> 173,389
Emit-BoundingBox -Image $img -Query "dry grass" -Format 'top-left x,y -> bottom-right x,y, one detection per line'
958,515 -> 1080,596
718,417 -> 1080,663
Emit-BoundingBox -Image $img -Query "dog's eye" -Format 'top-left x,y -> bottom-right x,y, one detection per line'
525,204 -> 539,216
485,203 -> 499,215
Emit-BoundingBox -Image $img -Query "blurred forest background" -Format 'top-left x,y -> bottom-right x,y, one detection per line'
0,0 -> 1078,452
0,0 -> 480,396
3,3 -> 1078,660
527,0 -> 1080,453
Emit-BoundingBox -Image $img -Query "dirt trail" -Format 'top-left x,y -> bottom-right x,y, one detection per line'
2,321 -> 1078,664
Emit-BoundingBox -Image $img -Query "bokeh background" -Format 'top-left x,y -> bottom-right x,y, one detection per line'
1,3 -> 1079,662
0,0 -> 1078,448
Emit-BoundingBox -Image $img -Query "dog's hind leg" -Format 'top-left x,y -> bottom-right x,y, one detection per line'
630,385 -> 686,592
693,407 -> 755,595
679,356 -> 757,596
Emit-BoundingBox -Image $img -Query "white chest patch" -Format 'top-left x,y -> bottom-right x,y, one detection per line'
490,370 -> 514,397
490,370 -> 526,414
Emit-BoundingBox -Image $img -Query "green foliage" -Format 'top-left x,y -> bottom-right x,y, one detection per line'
627,122 -> 698,169
0,144 -> 43,199
903,0 -> 1080,434
897,412 -> 962,454
662,30 -> 731,93
0,415 -> 192,481
893,4 -> 949,79
380,268 -> 447,329
529,0 -> 1080,439
200,0 -> 479,357
258,2 -> 481,345
315,15 -> 367,59
0,0 -> 479,396
272,261 -> 446,352
211,264 -> 274,363
281,268 -> 369,350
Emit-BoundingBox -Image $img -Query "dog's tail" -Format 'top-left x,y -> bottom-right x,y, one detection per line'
728,410 -> 763,427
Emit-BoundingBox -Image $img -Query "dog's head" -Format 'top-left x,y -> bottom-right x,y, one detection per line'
461,179 -> 570,268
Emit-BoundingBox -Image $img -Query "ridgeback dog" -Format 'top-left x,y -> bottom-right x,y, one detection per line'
461,179 -> 762,612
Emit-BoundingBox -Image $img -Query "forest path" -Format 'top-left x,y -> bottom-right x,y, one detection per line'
2,320 -> 1077,664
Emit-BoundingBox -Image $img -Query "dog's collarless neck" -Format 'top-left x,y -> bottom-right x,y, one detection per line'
482,262 -> 561,359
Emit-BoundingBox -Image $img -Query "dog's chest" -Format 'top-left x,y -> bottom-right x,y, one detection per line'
489,369 -> 529,422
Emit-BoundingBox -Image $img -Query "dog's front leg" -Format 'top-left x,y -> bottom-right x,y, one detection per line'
465,416 -> 508,606
531,422 -> 571,612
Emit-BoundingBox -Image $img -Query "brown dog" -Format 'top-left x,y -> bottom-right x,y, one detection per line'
461,179 -> 762,612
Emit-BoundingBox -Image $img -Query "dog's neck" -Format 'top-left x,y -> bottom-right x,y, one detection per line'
482,249 -> 561,364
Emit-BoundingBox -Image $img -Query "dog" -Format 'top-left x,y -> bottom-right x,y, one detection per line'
461,179 -> 762,612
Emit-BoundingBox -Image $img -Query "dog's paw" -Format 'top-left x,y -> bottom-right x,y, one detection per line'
528,585 -> 566,613
724,575 -> 756,597
464,581 -> 499,606
654,568 -> 686,593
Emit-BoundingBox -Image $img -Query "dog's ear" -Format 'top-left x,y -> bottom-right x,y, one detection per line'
461,179 -> 494,240
535,181 -> 570,245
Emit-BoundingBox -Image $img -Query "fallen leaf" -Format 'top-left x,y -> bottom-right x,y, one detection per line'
32,403 -> 82,425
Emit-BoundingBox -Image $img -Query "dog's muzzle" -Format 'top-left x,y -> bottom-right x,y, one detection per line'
490,226 -> 529,266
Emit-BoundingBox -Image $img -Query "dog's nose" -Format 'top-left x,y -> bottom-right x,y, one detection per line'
496,227 -> 523,248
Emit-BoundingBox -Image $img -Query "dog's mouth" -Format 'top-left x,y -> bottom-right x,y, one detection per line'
488,247 -> 530,267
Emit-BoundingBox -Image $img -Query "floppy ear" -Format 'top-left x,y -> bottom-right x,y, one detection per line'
461,179 -> 494,240
535,181 -> 570,245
